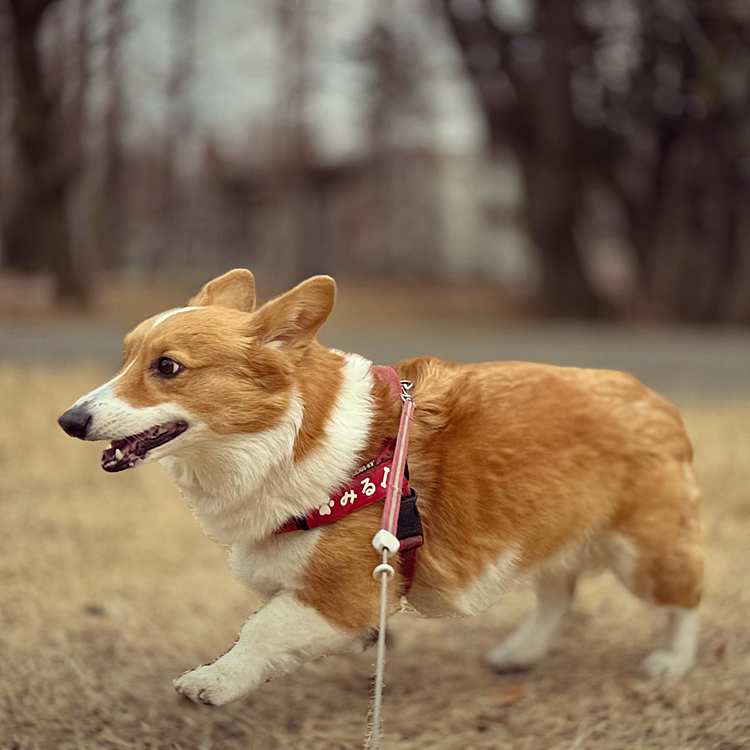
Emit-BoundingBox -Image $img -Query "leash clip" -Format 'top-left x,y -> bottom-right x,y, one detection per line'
399,380 -> 413,403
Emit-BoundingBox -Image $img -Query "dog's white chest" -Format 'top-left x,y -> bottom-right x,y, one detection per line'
160,459 -> 320,599
227,534 -> 320,601
177,486 -> 247,547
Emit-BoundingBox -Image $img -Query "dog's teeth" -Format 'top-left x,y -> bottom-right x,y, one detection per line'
115,448 -> 124,460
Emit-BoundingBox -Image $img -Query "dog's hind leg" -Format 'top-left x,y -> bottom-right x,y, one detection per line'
638,606 -> 699,678
611,543 -> 701,678
609,529 -> 702,678
486,567 -> 578,673
174,593 -> 368,706
610,461 -> 703,678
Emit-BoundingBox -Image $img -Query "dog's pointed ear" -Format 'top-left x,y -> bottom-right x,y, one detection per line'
251,276 -> 336,347
190,269 -> 256,312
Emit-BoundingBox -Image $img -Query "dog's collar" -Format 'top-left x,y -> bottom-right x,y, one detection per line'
275,365 -> 423,594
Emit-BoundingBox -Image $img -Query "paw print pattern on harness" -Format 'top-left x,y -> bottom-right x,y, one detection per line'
318,499 -> 336,516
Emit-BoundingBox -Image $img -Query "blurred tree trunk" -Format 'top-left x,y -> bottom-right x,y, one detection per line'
99,0 -> 126,268
364,2 -> 398,274
56,0 -> 93,274
442,0 -> 750,322
69,0 -> 91,168
441,0 -> 608,318
157,0 -> 197,269
277,0 -> 315,279
648,122 -> 738,322
4,0 -> 89,305
614,9 -> 750,323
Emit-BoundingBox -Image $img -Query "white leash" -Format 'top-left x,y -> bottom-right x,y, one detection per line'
366,544 -> 398,749
365,381 -> 414,750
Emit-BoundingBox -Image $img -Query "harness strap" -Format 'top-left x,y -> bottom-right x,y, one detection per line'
275,439 -> 406,534
394,488 -> 423,595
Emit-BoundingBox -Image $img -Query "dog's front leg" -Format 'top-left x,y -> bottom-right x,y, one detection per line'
174,593 -> 368,706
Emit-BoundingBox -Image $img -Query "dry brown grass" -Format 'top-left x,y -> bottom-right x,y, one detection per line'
1,365 -> 749,750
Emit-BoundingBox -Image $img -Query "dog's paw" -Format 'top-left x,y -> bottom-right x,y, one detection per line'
484,642 -> 539,674
639,648 -> 694,678
174,664 -> 247,706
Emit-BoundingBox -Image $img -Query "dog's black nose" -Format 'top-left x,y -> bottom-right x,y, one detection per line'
58,406 -> 92,439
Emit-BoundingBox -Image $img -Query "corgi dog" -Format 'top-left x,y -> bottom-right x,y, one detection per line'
58,270 -> 703,706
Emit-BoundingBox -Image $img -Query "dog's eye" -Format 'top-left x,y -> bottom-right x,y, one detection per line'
154,357 -> 183,378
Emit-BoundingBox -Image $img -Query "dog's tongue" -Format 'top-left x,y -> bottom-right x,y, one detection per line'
102,437 -> 143,473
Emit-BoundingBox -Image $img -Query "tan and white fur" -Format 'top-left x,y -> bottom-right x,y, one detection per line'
58,270 -> 704,706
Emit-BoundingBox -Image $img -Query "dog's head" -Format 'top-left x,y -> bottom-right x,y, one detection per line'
58,270 -> 336,472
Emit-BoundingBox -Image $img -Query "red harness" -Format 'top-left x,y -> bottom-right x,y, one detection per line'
275,439 -> 408,533
275,366 -> 423,594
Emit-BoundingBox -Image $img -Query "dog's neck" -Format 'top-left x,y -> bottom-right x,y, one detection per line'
159,350 -> 398,547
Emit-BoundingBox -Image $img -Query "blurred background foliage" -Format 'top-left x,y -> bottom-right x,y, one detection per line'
2,0 -> 750,321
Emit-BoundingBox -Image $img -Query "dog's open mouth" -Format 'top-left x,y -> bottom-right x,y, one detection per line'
101,421 -> 189,472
